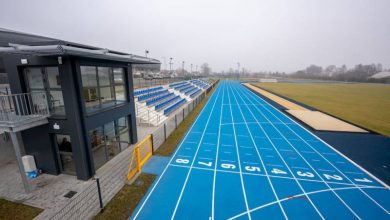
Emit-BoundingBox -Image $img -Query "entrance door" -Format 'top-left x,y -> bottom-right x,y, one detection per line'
24,67 -> 65,116
55,134 -> 76,175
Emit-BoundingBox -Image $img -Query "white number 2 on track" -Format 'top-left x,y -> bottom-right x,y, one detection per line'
323,174 -> 343,181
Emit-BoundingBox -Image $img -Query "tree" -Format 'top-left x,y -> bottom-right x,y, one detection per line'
305,65 -> 323,75
201,63 -> 212,76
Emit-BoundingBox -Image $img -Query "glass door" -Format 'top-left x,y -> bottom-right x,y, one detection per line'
55,134 -> 76,175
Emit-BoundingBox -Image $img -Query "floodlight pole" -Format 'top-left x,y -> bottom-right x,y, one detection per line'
169,57 -> 173,75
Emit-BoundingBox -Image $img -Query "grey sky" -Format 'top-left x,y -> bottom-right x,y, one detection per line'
1,0 -> 389,72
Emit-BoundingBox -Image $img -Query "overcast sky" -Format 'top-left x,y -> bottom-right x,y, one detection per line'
1,0 -> 389,72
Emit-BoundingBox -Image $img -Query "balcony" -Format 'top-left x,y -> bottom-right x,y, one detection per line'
0,92 -> 50,132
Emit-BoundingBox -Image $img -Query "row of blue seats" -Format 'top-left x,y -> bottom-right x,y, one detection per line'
146,93 -> 174,106
138,90 -> 169,102
184,87 -> 197,95
134,86 -> 163,97
189,89 -> 201,98
155,96 -> 180,111
172,83 -> 189,90
164,98 -> 187,115
178,84 -> 193,92
181,85 -> 196,93
169,81 -> 187,87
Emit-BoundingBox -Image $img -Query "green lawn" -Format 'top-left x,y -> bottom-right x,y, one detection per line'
0,198 -> 43,220
252,82 -> 390,136
94,174 -> 156,220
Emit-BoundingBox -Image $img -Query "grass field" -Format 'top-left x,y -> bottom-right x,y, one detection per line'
94,174 -> 156,220
252,82 -> 390,136
0,198 -> 43,220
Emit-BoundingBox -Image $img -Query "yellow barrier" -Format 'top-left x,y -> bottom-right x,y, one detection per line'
127,134 -> 153,180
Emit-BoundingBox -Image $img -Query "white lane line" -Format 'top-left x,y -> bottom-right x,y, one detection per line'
239,146 -> 252,149
234,84 -> 325,219
227,83 -> 252,220
318,169 -> 336,173
291,166 -> 309,170
241,85 -> 381,217
266,164 -> 284,168
228,84 -> 288,219
211,81 -> 225,220
301,150 -> 315,154
170,84 -> 223,220
199,157 -> 213,161
177,155 -> 192,158
221,159 -> 236,163
133,84 -> 222,220
345,171 -> 364,175
251,87 -> 390,214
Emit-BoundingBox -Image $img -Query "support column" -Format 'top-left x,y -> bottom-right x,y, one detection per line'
9,131 -> 31,193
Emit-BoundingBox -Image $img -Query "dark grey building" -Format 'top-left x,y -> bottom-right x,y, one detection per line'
0,29 -> 160,181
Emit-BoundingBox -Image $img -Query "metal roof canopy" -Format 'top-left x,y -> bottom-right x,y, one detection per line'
0,43 -> 160,64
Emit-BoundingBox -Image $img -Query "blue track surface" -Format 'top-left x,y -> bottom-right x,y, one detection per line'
131,81 -> 390,220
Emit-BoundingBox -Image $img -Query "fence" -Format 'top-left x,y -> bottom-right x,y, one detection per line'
127,134 -> 153,180
45,81 -> 217,220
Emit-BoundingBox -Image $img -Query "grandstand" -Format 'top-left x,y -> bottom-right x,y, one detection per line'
134,79 -> 211,126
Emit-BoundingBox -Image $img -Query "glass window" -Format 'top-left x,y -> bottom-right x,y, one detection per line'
113,68 -> 124,84
26,68 -> 44,89
47,67 -> 61,89
81,66 -> 97,87
81,66 -> 127,114
90,116 -> 131,171
115,85 -> 125,101
100,87 -> 113,103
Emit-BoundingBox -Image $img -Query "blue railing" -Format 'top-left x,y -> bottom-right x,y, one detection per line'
185,87 -> 197,95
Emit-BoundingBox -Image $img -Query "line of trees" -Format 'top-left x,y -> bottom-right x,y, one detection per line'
289,63 -> 389,83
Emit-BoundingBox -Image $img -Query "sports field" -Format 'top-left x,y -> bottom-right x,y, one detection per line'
131,81 -> 389,219
252,82 -> 390,136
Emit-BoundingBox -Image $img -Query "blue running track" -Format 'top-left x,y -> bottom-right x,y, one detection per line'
131,81 -> 390,220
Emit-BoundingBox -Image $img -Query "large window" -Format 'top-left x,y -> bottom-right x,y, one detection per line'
81,66 -> 126,114
24,66 -> 65,116
89,116 -> 130,170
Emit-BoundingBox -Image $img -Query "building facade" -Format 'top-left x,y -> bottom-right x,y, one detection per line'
0,29 -> 159,180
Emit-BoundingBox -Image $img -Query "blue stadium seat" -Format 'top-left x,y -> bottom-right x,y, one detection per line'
137,90 -> 169,102
146,93 -> 174,106
155,96 -> 180,111
164,98 -> 187,115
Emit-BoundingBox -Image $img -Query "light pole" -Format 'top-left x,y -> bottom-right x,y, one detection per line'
237,62 -> 240,80
169,57 -> 173,75
182,61 -> 185,76
190,64 -> 193,75
145,50 -> 149,58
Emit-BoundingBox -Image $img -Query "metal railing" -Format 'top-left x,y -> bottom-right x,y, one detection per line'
0,92 -> 50,124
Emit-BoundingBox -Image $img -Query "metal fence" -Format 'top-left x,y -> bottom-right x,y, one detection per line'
45,81 -> 217,220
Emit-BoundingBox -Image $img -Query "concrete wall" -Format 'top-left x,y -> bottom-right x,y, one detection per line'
0,134 -> 15,166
